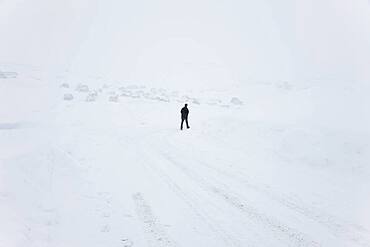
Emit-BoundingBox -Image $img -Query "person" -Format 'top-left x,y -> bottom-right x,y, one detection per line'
180,104 -> 190,130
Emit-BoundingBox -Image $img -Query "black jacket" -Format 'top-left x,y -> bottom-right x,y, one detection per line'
181,107 -> 189,119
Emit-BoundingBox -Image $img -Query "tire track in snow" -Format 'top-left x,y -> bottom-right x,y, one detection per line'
164,139 -> 370,247
139,152 -> 243,247
133,192 -> 177,247
197,158 -> 370,247
121,132 -> 243,246
157,149 -> 320,247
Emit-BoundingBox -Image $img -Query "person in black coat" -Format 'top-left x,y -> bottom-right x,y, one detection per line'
180,104 -> 190,130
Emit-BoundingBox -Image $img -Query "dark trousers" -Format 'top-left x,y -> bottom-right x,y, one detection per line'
181,117 -> 189,129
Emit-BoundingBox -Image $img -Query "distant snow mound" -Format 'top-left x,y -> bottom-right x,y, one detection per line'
206,99 -> 222,106
59,82 -> 244,108
63,93 -> 74,101
60,83 -> 69,88
109,95 -> 119,102
0,71 -> 18,79
154,96 -> 170,102
86,91 -> 98,102
192,100 -> 200,105
230,97 -> 243,105
76,84 -> 89,92
276,81 -> 293,90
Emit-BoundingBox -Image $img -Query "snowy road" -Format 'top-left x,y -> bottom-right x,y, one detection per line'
1,80 -> 370,247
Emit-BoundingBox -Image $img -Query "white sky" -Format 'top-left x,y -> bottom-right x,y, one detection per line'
1,0 -> 369,86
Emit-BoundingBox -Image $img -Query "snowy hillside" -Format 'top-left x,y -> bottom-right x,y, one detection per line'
1,1 -> 370,247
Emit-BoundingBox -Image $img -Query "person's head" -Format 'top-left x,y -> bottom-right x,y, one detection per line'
185,104 -> 188,107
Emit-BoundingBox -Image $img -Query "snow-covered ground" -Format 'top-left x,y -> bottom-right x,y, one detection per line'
1,65 -> 370,247
2,1 -> 370,246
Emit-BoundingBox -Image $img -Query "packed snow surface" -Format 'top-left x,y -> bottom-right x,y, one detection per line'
0,65 -> 370,247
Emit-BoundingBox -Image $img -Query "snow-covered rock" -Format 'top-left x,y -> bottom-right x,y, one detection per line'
76,84 -> 89,92
60,83 -> 69,88
86,92 -> 98,102
63,93 -> 74,101
109,95 -> 119,102
230,97 -> 243,105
